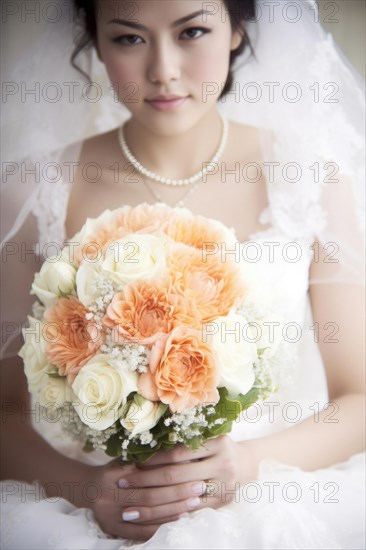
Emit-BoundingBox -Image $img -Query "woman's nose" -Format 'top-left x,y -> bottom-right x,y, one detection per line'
147,42 -> 181,84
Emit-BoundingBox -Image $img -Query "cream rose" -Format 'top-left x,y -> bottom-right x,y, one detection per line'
70,209 -> 115,244
71,354 -> 138,430
38,375 -> 74,409
76,261 -> 101,307
121,396 -> 167,437
31,253 -> 76,307
208,314 -> 257,396
18,317 -> 57,393
101,233 -> 166,285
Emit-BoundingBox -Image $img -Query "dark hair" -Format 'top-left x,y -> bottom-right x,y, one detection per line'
71,0 -> 257,100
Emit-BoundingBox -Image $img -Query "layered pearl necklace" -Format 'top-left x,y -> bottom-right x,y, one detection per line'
118,115 -> 228,187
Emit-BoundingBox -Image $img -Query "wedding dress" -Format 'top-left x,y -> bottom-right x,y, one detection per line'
1,0 -> 365,548
1,197 -> 365,549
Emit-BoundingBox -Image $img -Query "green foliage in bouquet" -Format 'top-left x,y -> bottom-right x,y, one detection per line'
82,385 -> 260,463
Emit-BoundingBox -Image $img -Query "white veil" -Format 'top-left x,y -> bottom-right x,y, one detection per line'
1,0 -> 365,358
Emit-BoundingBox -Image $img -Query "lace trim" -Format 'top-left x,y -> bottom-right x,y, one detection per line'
31,176 -> 70,254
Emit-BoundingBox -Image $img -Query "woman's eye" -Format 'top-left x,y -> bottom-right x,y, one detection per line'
181,27 -> 210,40
111,27 -> 210,46
112,35 -> 143,46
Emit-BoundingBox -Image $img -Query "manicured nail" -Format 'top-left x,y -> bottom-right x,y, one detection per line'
118,479 -> 129,488
122,510 -> 140,521
187,497 -> 200,509
192,482 -> 206,495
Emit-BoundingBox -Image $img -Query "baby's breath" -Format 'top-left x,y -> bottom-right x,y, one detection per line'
99,341 -> 150,373
237,293 -> 272,322
121,439 -> 130,450
84,424 -> 119,450
139,431 -> 153,445
85,272 -> 123,321
58,404 -> 119,451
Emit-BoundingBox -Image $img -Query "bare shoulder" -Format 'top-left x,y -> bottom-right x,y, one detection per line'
226,120 -> 267,162
79,128 -> 120,160
228,119 -> 260,136
65,127 -> 122,238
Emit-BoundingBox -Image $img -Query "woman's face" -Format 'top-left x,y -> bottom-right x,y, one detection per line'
96,0 -> 242,134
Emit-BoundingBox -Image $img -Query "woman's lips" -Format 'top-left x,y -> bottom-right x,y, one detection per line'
146,97 -> 188,112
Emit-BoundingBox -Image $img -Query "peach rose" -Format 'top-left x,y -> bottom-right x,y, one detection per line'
115,203 -> 173,234
103,279 -> 198,345
138,326 -> 220,412
167,244 -> 246,323
72,204 -> 173,266
164,208 -> 237,250
43,296 -> 103,384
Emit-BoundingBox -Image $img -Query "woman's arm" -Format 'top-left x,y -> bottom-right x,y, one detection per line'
0,353 -> 94,507
236,248 -> 366,476
241,392 -> 365,477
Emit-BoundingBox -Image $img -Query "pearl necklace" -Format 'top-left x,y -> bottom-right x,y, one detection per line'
118,115 -> 228,186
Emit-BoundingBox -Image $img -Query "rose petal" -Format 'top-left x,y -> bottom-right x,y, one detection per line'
138,372 -> 160,401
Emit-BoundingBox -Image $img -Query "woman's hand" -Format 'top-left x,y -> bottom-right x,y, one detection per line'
87,435 -> 257,540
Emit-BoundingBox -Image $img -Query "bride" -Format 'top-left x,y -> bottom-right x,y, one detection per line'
1,0 -> 365,548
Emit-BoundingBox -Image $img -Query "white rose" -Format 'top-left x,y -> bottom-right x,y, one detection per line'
101,233 -> 166,285
121,396 -> 167,437
69,209 -> 115,244
254,314 -> 285,358
71,354 -> 138,430
209,314 -> 257,396
38,375 -> 73,409
31,253 -> 76,307
18,317 -> 57,393
76,262 -> 101,307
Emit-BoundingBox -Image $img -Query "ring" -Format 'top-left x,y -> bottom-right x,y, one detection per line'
203,479 -> 216,497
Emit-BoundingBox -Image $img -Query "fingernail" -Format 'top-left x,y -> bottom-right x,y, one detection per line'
122,510 -> 140,521
118,479 -> 129,488
187,497 -> 200,509
192,482 -> 206,495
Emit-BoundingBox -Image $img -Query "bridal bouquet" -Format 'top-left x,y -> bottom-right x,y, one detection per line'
19,203 -> 283,462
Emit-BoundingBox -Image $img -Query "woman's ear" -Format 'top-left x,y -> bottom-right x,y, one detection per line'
230,26 -> 245,51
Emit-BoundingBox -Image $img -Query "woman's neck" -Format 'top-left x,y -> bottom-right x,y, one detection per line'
123,108 -> 223,180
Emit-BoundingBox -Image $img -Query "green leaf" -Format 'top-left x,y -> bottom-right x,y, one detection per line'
96,384 -> 264,463
206,420 -> 233,438
230,386 -> 261,411
105,432 -> 124,457
133,394 -> 145,407
82,439 -> 94,453
184,436 -> 204,451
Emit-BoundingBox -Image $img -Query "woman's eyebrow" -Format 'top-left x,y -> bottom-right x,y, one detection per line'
106,9 -> 211,30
